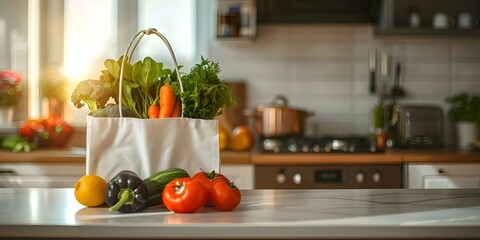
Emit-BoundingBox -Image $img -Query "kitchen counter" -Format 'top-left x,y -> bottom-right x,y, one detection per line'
400,149 -> 480,163
1,148 -> 479,165
251,149 -> 480,164
0,147 -> 86,163
0,149 -> 251,164
0,188 -> 479,239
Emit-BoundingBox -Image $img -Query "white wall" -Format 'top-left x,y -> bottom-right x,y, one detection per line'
0,0 -> 29,121
0,0 -> 28,71
208,24 -> 480,143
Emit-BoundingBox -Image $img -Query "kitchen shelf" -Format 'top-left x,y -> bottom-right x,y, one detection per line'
216,0 -> 257,40
376,0 -> 480,36
375,27 -> 480,36
215,35 -> 256,41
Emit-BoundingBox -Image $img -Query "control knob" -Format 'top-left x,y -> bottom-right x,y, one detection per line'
302,144 -> 309,153
372,171 -> 381,183
292,173 -> 302,185
312,144 -> 321,153
276,169 -> 286,184
288,143 -> 298,153
355,171 -> 365,183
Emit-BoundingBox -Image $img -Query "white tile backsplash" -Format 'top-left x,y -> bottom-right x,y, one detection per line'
454,43 -> 480,57
289,25 -> 353,43
403,63 -> 450,77
394,43 -> 450,58
289,43 -> 352,59
455,63 -> 480,76
403,82 -> 450,96
209,25 -> 480,138
454,80 -> 480,94
290,61 -> 352,80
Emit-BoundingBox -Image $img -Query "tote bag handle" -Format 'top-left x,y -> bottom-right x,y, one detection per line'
118,28 -> 184,118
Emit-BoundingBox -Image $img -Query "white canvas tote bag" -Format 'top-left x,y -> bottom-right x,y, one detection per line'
86,29 -> 219,180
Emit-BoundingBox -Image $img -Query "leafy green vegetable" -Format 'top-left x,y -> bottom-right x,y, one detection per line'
94,55 -> 236,119
99,56 -> 174,119
100,56 -> 132,104
174,56 -> 238,119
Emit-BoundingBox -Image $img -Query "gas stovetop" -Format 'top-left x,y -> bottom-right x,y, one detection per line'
258,135 -> 381,154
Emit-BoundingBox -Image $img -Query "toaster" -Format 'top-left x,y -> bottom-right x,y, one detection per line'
391,105 -> 444,148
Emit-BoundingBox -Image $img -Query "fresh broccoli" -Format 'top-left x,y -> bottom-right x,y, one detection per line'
71,79 -> 112,112
90,103 -> 136,118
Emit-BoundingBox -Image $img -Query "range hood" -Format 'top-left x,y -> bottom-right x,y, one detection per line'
257,0 -> 380,24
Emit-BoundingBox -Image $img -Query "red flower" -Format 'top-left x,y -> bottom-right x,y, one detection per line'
0,70 -> 23,107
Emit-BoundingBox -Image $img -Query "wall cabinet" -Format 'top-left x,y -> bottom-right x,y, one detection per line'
257,0 -> 379,24
376,0 -> 480,36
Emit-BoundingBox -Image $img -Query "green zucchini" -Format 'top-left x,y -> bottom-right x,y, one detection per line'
143,167 -> 190,207
1,135 -> 34,153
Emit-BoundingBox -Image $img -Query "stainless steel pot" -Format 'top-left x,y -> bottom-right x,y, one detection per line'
245,95 -> 314,137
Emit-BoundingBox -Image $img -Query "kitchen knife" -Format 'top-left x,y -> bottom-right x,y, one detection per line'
369,49 -> 376,94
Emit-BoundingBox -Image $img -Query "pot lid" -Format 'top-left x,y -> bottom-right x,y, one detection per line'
256,95 -> 313,115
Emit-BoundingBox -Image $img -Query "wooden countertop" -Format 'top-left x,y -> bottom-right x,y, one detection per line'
1,148 -> 479,165
0,148 -> 86,163
397,149 -> 480,163
0,148 -> 251,164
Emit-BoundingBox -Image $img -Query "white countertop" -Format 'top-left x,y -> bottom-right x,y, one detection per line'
0,188 -> 479,239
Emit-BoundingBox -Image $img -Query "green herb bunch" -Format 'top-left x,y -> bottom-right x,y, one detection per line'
174,57 -> 238,119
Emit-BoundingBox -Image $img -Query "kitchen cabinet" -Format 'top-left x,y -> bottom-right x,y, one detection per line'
257,0 -> 379,24
220,164 -> 254,189
0,162 -> 84,188
405,163 -> 480,189
376,0 -> 480,36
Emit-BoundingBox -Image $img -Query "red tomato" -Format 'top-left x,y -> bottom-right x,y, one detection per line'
19,119 -> 47,140
192,170 -> 229,206
162,178 -> 208,213
210,181 -> 241,211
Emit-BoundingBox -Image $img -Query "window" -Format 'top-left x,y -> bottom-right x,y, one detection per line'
137,0 -> 197,69
2,1 -> 200,124
64,0 -> 118,123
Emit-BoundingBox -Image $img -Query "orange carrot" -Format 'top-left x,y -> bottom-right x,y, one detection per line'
171,97 -> 182,117
159,85 -> 176,118
148,105 -> 160,119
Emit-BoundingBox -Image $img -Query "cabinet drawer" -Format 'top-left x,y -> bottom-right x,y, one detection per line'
406,163 -> 480,189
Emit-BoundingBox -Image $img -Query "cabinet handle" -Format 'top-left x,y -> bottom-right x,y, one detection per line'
0,169 -> 18,176
438,168 -> 444,174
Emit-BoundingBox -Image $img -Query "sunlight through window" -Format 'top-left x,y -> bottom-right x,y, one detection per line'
64,0 -> 117,122
138,0 -> 196,69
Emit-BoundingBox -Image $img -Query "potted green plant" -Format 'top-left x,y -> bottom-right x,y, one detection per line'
446,92 -> 480,149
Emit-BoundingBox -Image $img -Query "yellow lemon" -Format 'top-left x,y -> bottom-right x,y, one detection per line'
74,174 -> 108,207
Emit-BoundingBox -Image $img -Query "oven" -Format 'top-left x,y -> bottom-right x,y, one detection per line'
254,135 -> 403,189
255,164 -> 402,189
